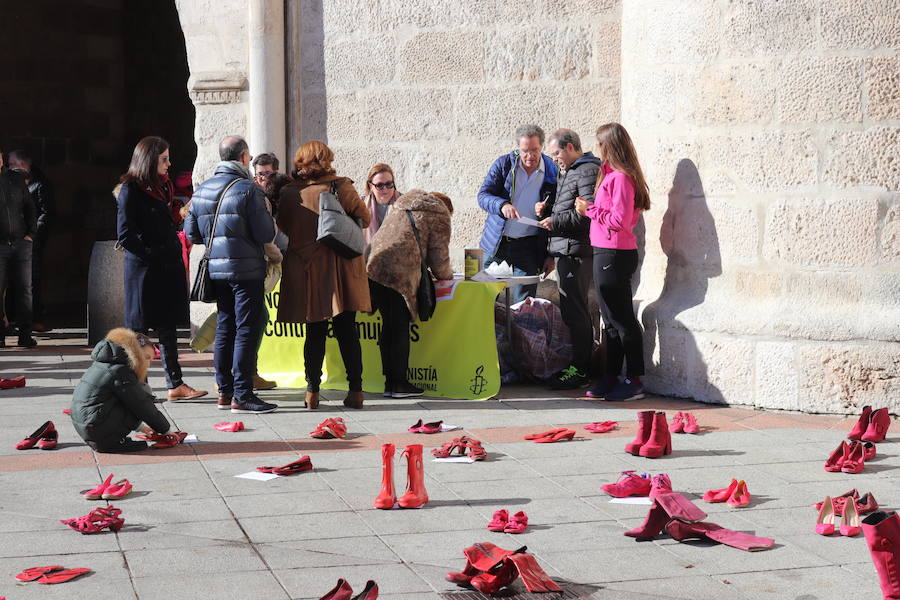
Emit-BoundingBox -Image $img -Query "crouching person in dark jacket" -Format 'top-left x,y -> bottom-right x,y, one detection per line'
70,328 -> 173,453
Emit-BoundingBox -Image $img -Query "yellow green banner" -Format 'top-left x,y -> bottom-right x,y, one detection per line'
257,280 -> 505,400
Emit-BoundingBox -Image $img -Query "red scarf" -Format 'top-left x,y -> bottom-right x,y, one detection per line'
144,174 -> 179,223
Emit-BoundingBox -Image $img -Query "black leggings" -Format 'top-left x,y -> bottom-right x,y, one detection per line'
593,248 -> 645,377
370,280 -> 411,388
136,327 -> 183,389
304,311 -> 362,392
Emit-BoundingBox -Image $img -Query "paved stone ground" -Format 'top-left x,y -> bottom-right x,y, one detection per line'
0,330 -> 894,599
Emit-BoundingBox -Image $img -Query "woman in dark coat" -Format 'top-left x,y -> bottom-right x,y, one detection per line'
116,136 -> 206,401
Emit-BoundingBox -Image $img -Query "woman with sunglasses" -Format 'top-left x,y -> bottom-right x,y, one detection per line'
362,163 -> 400,244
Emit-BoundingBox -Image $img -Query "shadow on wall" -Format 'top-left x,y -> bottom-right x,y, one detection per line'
642,159 -> 723,401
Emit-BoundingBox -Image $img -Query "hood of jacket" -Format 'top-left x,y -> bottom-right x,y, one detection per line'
91,327 -> 148,382
214,160 -> 252,180
569,151 -> 602,171
391,189 -> 451,216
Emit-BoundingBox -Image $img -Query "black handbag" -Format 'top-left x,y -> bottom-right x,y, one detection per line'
405,210 -> 436,322
190,178 -> 240,303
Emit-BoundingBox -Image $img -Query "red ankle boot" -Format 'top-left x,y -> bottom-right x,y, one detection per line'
398,444 -> 428,508
862,408 -> 891,443
373,443 -> 396,509
862,511 -> 900,600
625,410 -> 654,455
639,412 -> 672,458
849,405 -> 873,440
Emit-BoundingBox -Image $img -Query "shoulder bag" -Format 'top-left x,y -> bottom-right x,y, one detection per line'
316,179 -> 365,259
190,177 -> 240,303
405,210 -> 436,322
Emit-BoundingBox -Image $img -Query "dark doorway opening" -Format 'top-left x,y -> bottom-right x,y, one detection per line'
0,0 -> 195,328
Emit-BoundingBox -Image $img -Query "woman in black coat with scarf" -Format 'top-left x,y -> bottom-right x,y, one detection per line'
116,136 -> 206,401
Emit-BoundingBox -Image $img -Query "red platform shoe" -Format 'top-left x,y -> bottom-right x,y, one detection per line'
639,412 -> 671,458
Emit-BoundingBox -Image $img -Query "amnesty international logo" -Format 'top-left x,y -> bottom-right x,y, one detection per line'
469,365 -> 487,395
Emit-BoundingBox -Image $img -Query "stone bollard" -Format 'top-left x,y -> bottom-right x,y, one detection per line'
87,240 -> 125,345
188,243 -> 216,336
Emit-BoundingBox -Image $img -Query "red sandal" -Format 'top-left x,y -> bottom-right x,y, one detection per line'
431,437 -> 470,458
465,438 -> 488,461
310,418 -> 347,439
60,506 -> 123,534
36,567 -> 92,584
15,565 -> 65,582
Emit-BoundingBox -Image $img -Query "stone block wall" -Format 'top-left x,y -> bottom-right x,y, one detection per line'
621,0 -> 900,413
292,0 -> 622,266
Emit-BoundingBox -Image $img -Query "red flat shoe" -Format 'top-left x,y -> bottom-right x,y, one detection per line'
38,428 -> 58,450
36,567 -> 92,584
857,491 -> 879,514
150,431 -> 188,449
214,422 -> 245,432
682,413 -> 700,434
534,429 -> 576,443
15,565 -> 65,582
488,509 -> 509,531
703,479 -> 738,503
814,489 -> 858,515
584,421 -> 618,433
726,480 -> 751,508
310,418 -> 347,439
824,440 -> 850,472
524,428 -> 567,441
670,412 -> 685,433
15,421 -> 56,450
503,510 -> 528,534
0,375 -> 26,389
273,456 -> 313,476
863,441 -> 876,461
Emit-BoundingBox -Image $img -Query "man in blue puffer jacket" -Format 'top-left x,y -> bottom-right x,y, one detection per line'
184,136 -> 278,414
478,124 -> 558,303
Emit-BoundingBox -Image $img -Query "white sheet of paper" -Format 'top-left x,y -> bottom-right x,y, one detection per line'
469,271 -> 498,282
440,424 -> 463,432
433,456 -> 476,464
608,497 -> 652,505
234,471 -> 280,481
516,217 -> 540,227
183,434 -> 199,443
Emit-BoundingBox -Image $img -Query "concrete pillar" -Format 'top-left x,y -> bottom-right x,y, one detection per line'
87,241 -> 124,346
248,0 -> 286,164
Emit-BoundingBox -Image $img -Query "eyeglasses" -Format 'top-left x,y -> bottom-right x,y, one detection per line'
372,181 -> 395,190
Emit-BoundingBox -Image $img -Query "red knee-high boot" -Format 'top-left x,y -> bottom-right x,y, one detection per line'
625,410 -> 654,455
863,511 -> 900,599
373,443 -> 396,509
398,444 -> 428,508
639,411 -> 672,458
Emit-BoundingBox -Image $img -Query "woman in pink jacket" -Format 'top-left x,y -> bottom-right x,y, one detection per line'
575,123 -> 651,401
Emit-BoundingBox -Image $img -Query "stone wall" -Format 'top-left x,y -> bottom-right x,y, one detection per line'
621,0 -> 900,413
291,0 -> 622,267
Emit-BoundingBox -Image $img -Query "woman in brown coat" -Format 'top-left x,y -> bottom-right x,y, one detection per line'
367,189 -> 453,398
276,141 -> 371,409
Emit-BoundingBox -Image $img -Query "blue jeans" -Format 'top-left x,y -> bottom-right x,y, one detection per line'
213,279 -> 264,400
485,235 -> 545,304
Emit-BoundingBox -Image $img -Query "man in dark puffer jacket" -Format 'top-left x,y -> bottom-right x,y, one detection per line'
537,128 -> 602,390
70,328 -> 172,452
184,136 -> 278,415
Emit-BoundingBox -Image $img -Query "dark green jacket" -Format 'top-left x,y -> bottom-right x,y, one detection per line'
70,339 -> 170,449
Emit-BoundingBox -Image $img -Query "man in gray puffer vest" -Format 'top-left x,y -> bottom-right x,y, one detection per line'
536,129 -> 601,389
184,136 -> 278,414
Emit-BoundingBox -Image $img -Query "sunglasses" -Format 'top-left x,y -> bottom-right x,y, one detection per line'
372,181 -> 395,190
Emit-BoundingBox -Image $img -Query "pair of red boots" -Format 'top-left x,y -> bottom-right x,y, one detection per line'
626,411 -> 671,458
848,406 -> 891,443
374,444 -> 428,509
318,578 -> 377,600
824,440 -> 874,473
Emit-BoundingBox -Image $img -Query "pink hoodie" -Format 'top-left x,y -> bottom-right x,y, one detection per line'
585,163 -> 640,250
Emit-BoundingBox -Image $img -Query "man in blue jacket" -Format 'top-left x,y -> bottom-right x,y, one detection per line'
184,136 -> 278,414
478,124 -> 558,303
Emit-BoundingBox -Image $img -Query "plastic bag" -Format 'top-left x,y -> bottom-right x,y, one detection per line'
495,297 -> 575,382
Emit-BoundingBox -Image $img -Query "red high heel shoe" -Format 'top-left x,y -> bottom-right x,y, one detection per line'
533,429 -> 576,443
318,578 -> 353,600
625,410 -> 653,455
15,421 -> 56,450
848,405 -> 872,440
816,496 -> 836,535
840,498 -> 861,536
350,580 -> 378,600
374,443 -> 396,509
841,441 -> 866,474
824,440 -> 850,472
60,506 -> 124,534
639,412 -> 671,458
862,407 -> 891,443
